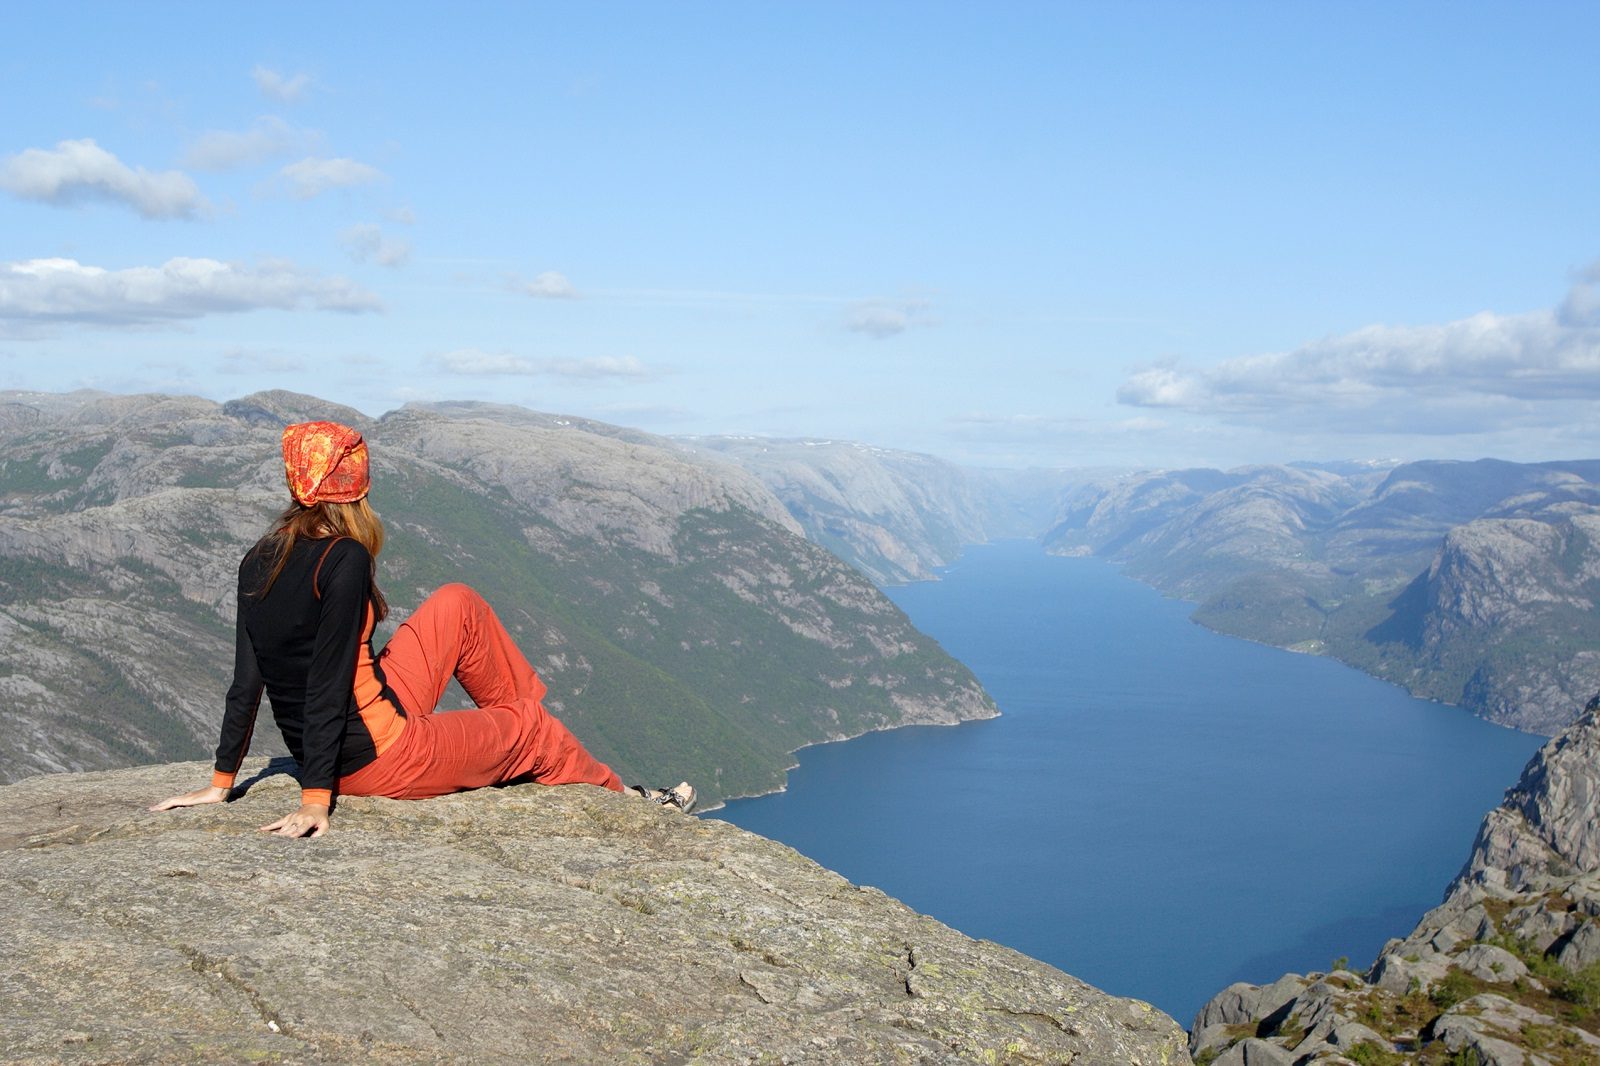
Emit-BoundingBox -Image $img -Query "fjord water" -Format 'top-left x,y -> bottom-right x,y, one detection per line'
715,541 -> 1544,1023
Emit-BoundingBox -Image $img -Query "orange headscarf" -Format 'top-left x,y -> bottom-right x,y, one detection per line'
281,421 -> 370,506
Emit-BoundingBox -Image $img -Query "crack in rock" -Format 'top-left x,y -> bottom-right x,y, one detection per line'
175,943 -> 294,1039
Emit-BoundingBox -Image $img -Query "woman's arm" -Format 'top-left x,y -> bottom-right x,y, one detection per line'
212,585 -> 266,792
148,784 -> 230,811
259,802 -> 330,837
151,572 -> 264,813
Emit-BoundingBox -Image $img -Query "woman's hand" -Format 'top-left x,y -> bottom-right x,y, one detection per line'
148,785 -> 230,812
260,803 -> 330,839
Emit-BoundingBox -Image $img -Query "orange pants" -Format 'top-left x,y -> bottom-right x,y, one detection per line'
338,583 -> 624,800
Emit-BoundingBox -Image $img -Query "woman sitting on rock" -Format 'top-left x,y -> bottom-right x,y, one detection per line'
152,419 -> 694,837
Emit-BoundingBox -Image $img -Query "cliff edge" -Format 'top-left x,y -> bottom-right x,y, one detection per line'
1,760 -> 1189,1065
1189,694 -> 1600,1065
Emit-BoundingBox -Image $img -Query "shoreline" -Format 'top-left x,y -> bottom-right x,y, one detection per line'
697,703 -> 1001,815
1031,543 -> 1553,741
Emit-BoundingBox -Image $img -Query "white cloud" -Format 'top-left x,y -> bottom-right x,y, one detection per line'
253,65 -> 313,103
387,205 -> 417,225
1117,265 -> 1600,435
1559,261 -> 1600,328
280,157 -> 385,199
524,271 -> 577,299
846,298 -> 931,339
0,139 -> 207,219
183,117 -> 309,171
432,349 -> 653,379
0,257 -> 381,327
340,223 -> 411,267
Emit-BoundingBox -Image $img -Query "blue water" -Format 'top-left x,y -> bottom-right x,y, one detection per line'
714,541 -> 1544,1024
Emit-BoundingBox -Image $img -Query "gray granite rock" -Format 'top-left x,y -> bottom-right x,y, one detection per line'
1210,1036 -> 1295,1066
1456,944 -> 1529,983
1369,948 -> 1451,995
1553,918 -> 1600,972
1191,974 -> 1308,1034
1190,1023 -> 1236,1057
1432,992 -> 1600,1066
1506,701 -> 1600,873
1290,1017 -> 1389,1062
1502,899 -> 1577,953
1,760 -> 1191,1065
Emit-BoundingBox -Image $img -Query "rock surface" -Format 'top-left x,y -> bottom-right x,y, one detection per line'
1,760 -> 1190,1065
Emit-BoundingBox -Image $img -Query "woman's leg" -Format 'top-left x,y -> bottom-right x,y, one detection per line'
378,583 -> 545,716
391,699 -> 624,799
350,583 -> 624,798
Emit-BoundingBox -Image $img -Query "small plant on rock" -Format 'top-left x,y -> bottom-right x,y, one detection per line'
1345,1040 -> 1404,1066
1430,969 -> 1477,1010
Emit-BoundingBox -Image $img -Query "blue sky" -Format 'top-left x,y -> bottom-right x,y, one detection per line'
2,2 -> 1597,468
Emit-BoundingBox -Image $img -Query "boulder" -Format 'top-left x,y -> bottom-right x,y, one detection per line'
1290,1017 -> 1389,1062
1191,973 -> 1308,1033
1432,992 -> 1600,1066
1210,1036 -> 1294,1065
1455,944 -> 1529,983
1553,919 -> 1600,972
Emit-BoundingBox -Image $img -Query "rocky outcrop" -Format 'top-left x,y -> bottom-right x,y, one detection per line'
1388,514 -> 1600,734
0,760 -> 1190,1065
1189,694 -> 1600,1064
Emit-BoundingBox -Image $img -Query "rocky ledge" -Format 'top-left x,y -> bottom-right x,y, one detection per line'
1189,695 -> 1600,1065
1,760 -> 1188,1065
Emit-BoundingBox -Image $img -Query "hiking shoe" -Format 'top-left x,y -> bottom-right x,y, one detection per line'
630,781 -> 697,814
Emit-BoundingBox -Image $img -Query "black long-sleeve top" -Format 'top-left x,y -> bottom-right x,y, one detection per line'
212,536 -> 403,806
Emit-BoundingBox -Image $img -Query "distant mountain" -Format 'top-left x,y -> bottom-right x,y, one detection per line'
0,390 -> 995,806
686,435 -> 1085,584
1042,459 -> 1600,732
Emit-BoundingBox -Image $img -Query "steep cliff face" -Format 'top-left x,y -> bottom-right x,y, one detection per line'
0,760 -> 1191,1065
0,390 -> 995,806
687,437 -> 996,585
1375,515 -> 1600,734
1190,693 -> 1600,1065
684,437 -> 1084,585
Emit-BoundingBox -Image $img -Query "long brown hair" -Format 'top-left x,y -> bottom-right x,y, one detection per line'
254,497 -> 389,621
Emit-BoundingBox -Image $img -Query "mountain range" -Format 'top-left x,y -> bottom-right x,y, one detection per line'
1040,460 -> 1600,733
6,385 -> 1599,810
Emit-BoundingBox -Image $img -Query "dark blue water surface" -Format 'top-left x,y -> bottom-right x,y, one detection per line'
714,541 -> 1544,1024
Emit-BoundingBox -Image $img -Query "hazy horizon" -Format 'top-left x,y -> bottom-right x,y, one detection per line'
14,382 -> 1595,477
3,3 -> 1597,470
